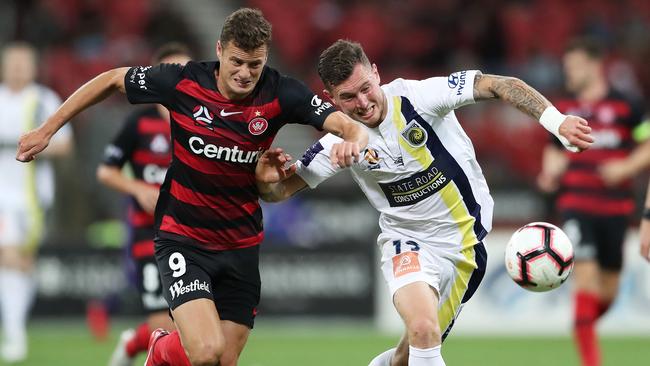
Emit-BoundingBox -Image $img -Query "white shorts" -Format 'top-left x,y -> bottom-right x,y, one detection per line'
0,207 -> 43,248
378,233 -> 487,339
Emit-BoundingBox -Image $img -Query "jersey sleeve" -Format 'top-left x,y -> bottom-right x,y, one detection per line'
102,113 -> 139,168
295,134 -> 344,188
401,70 -> 479,117
278,76 -> 335,130
124,63 -> 184,105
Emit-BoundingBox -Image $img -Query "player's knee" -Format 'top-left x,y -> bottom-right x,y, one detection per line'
187,338 -> 225,366
406,318 -> 442,347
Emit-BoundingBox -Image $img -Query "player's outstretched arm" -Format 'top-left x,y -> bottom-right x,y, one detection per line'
256,148 -> 308,202
322,111 -> 368,168
472,72 -> 594,152
97,164 -> 160,214
16,67 -> 130,162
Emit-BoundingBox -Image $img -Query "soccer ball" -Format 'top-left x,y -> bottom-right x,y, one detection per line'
505,222 -> 575,292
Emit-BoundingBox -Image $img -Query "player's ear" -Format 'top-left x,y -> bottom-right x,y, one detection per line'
323,89 -> 336,106
216,41 -> 223,59
372,63 -> 380,84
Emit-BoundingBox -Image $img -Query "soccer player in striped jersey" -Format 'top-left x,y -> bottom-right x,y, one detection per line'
100,43 -> 191,366
537,38 -> 649,366
0,42 -> 72,363
255,40 -> 593,366
16,9 -> 367,366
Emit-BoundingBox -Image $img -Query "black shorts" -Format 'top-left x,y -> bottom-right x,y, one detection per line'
561,212 -> 628,270
155,238 -> 261,328
134,255 -> 169,313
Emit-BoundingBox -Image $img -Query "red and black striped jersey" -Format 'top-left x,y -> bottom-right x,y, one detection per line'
553,90 -> 644,216
102,106 -> 171,258
124,61 -> 335,250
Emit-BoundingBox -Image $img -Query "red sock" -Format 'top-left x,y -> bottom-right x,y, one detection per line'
126,322 -> 151,357
152,331 -> 191,366
574,292 -> 601,366
597,300 -> 611,319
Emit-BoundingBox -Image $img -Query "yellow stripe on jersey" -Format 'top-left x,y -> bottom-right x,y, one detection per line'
437,182 -> 478,334
391,96 -> 433,169
23,90 -> 44,252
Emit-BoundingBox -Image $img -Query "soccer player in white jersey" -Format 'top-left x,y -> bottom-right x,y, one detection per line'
0,42 -> 72,363
255,40 -> 593,366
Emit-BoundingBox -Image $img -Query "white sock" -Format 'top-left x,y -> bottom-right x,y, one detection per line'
368,347 -> 396,366
408,345 -> 446,366
0,269 -> 35,348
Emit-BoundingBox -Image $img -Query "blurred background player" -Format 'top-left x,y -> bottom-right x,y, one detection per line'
0,41 -> 72,363
640,180 -> 650,262
99,42 -> 192,366
256,39 -> 592,366
537,38 -> 649,366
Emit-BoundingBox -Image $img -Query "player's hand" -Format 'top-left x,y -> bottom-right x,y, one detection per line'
599,159 -> 632,187
134,183 -> 160,214
640,218 -> 650,262
330,141 -> 360,168
558,116 -> 593,152
256,147 -> 296,183
16,126 -> 51,162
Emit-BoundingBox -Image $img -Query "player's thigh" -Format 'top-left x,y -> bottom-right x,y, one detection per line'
393,281 -> 439,325
172,298 -> 224,357
156,240 -> 221,353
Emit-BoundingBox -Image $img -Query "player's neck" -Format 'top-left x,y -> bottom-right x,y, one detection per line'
577,78 -> 608,103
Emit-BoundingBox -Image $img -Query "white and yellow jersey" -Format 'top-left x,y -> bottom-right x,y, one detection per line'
0,83 -> 70,209
296,70 -> 493,255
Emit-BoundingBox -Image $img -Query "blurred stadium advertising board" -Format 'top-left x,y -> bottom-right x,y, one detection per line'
376,229 -> 650,336
31,242 -> 375,317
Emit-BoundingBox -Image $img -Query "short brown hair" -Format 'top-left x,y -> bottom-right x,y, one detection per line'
220,8 -> 272,51
151,42 -> 192,64
565,37 -> 604,60
317,40 -> 371,90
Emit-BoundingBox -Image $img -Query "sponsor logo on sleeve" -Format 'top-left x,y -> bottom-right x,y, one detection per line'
300,141 -> 325,167
104,144 -> 123,160
129,66 -> 152,90
312,95 -> 333,116
447,70 -> 467,96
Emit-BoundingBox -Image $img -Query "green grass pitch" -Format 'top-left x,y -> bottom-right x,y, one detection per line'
7,319 -> 648,365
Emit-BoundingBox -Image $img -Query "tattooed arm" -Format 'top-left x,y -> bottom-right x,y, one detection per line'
472,73 -> 551,119
472,72 -> 593,151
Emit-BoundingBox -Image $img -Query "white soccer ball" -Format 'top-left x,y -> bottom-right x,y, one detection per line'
505,222 -> 575,292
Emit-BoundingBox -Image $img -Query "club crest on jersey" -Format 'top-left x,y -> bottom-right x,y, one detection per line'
361,147 -> 382,170
401,120 -> 428,148
248,116 -> 268,135
192,105 -> 215,131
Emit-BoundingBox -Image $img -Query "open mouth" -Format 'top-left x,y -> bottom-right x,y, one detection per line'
358,105 -> 374,119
